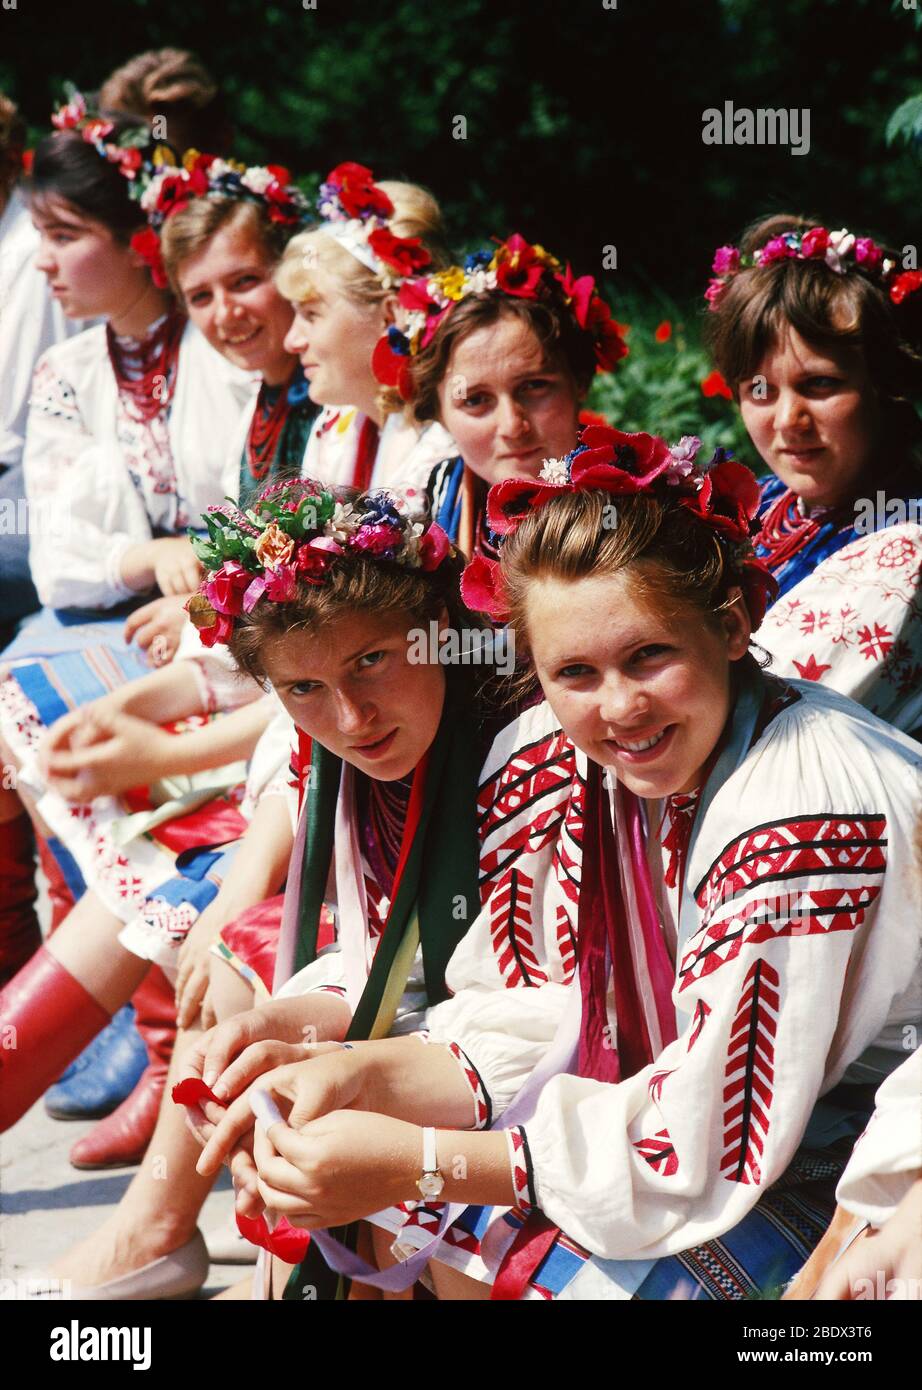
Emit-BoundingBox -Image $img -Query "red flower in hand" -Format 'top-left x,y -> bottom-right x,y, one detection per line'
368,227 -> 431,277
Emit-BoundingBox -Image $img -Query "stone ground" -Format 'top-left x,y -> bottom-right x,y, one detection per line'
0,875 -> 248,1300
0,1096 -> 245,1298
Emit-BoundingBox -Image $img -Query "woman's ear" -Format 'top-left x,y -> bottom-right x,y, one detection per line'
380,292 -> 399,329
722,586 -> 753,660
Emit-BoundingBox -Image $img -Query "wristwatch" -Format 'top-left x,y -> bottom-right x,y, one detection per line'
416,1126 -> 445,1200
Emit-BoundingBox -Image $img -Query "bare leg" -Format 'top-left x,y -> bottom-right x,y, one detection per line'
429,1261 -> 492,1301
207,954 -> 257,1023
43,890 -> 149,1011
50,1024 -> 215,1286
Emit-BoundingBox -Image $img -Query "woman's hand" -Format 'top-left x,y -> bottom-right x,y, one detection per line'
252,1110 -> 421,1228
40,707 -> 173,802
175,913 -> 224,1030
180,996 -> 350,1100
123,594 -> 191,664
122,538 -> 203,599
813,1179 -> 922,1300
196,1050 -> 368,1177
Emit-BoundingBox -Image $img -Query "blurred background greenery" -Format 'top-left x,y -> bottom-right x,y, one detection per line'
3,0 -> 918,464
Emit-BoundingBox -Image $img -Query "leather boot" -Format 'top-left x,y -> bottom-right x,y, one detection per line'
0,812 -> 41,988
0,947 -> 110,1130
45,1005 -> 148,1120
68,965 -> 176,1169
35,834 -> 77,933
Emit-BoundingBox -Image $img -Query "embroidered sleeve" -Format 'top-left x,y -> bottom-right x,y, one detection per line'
444,1041 -> 492,1130
523,793 -> 918,1262
507,1127 -> 537,1215
759,523 -> 922,733
24,352 -> 151,609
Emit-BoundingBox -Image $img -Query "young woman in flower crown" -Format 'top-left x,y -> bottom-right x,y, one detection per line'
0,141 -> 319,1171
25,476 -> 551,1297
372,232 -> 627,561
705,214 -> 922,735
0,99 -> 253,1012
275,162 -> 456,499
195,425 -> 921,1301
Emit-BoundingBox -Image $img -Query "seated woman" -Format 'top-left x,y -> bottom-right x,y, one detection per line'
372,232 -> 627,545
705,215 -> 922,733
0,97 -> 255,981
0,143 -> 313,1162
24,477 -> 555,1296
195,425 -> 921,1300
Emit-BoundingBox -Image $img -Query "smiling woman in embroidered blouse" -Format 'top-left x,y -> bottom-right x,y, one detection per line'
194,427 -> 921,1301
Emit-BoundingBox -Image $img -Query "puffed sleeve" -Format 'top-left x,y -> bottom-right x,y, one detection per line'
758,523 -> 922,732
24,352 -> 152,609
425,702 -> 583,1122
520,700 -> 922,1260
834,1048 -> 922,1226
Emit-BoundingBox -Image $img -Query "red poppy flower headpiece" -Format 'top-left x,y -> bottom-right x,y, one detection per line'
315,162 -> 433,292
705,226 -> 921,311
460,425 -> 777,629
371,233 -> 629,401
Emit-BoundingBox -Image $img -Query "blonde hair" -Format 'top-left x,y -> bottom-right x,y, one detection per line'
275,180 -> 447,310
160,197 -> 292,299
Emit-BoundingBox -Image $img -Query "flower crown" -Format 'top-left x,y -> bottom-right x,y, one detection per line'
705,225 -> 922,311
460,425 -> 777,629
315,161 -> 433,291
187,479 -> 454,648
49,89 -> 310,290
137,152 -> 310,288
51,89 -> 180,287
372,233 -> 629,400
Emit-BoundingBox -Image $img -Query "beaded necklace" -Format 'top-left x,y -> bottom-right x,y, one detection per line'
247,367 -> 299,481
106,307 -> 185,423
358,771 -> 413,898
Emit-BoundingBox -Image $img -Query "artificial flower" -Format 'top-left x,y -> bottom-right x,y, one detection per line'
129,228 -> 168,290
890,269 -> 922,305
368,227 -> 431,277
711,245 -> 740,276
493,234 -> 545,297
417,522 -> 451,571
800,226 -> 829,259
460,554 -> 509,623
254,522 -> 296,570
204,560 -> 253,617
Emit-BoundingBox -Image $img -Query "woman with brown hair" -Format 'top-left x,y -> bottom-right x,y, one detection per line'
704,215 -> 922,734
196,427 -> 921,1300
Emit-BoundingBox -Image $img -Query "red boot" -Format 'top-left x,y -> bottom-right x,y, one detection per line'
36,835 -> 76,933
69,965 -> 176,1169
0,947 -> 110,1130
0,813 -> 42,989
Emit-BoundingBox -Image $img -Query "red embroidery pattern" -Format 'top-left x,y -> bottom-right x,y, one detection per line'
633,1128 -> 679,1176
508,1126 -> 536,1214
447,1041 -> 491,1129
687,999 -> 712,1050
489,867 -> 548,987
721,958 -> 779,1186
694,815 -> 887,920
478,731 -> 575,885
551,770 -> 584,908
648,1069 -> 674,1102
680,884 -> 881,992
857,622 -> 894,662
555,904 -> 577,986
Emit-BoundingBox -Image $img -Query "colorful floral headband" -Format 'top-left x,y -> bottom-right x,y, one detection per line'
137,151 -> 310,288
50,89 -> 180,287
315,161 -> 433,291
460,425 -> 777,629
705,225 -> 922,311
372,233 -> 629,400
187,479 -> 454,647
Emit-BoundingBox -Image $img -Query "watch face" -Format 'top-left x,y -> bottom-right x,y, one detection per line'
417,1172 -> 445,1200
